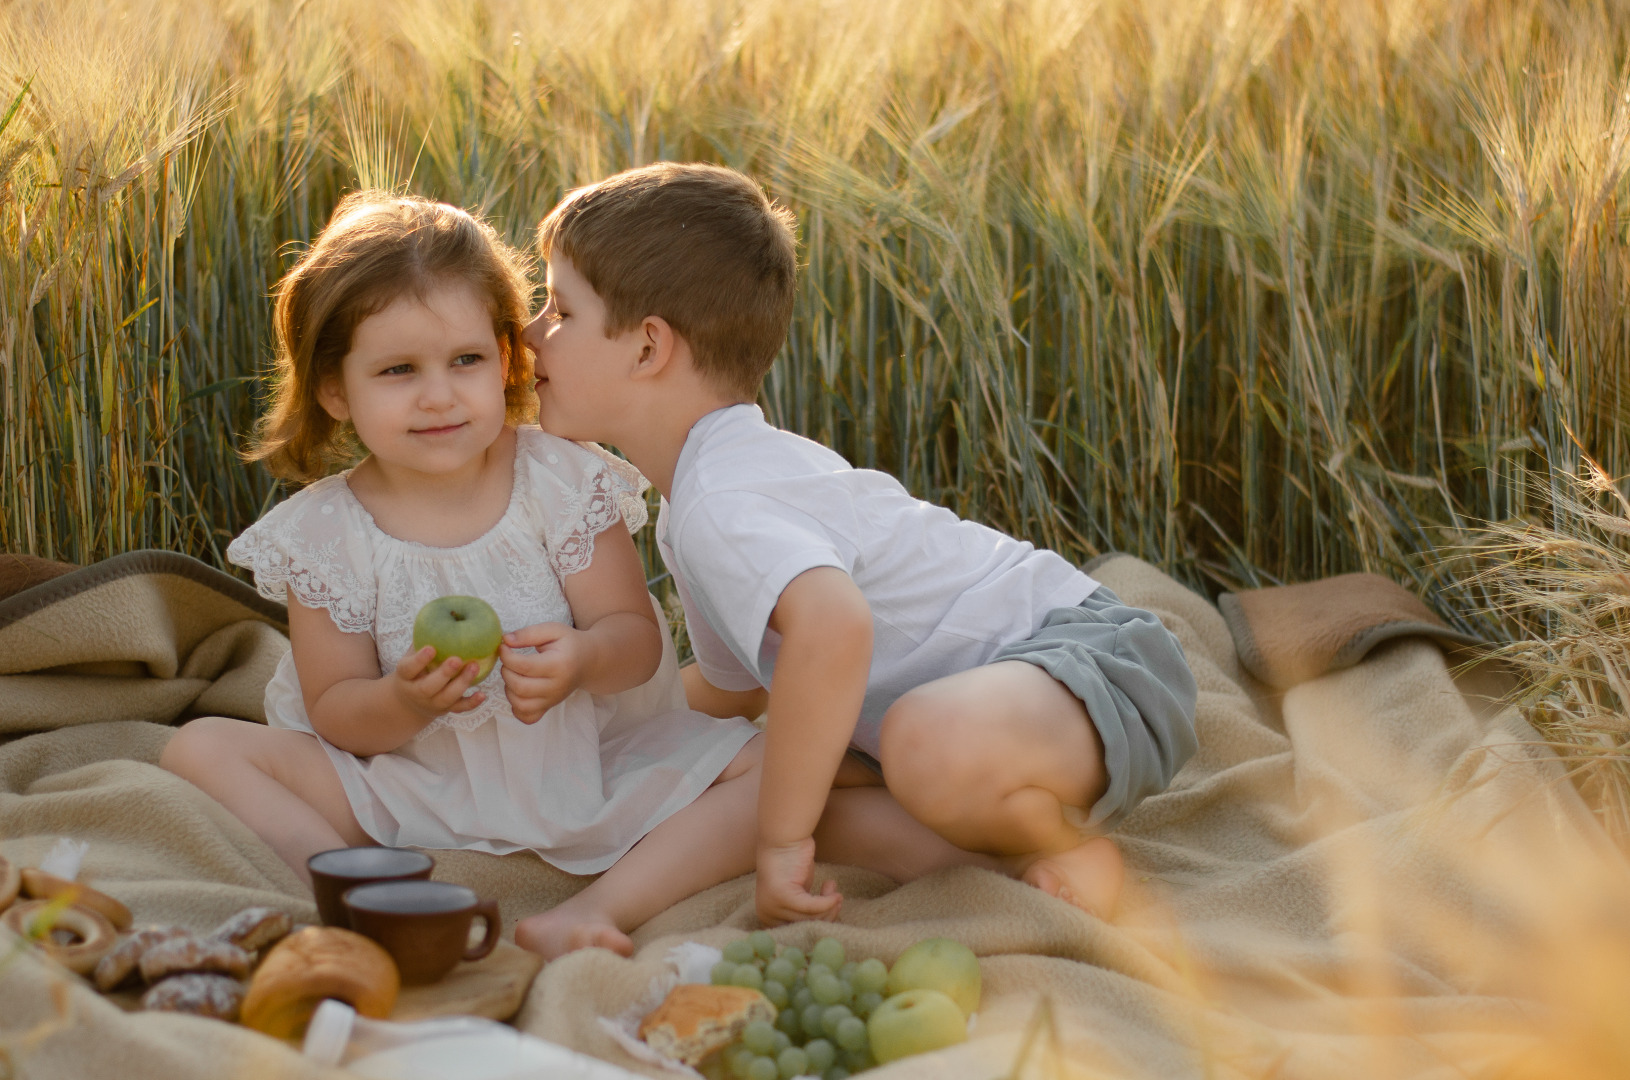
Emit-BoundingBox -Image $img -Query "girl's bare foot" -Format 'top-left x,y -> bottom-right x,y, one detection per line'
1020,835 -> 1125,919
514,907 -> 635,961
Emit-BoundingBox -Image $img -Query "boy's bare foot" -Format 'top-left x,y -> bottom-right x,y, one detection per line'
1020,835 -> 1125,919
514,908 -> 635,962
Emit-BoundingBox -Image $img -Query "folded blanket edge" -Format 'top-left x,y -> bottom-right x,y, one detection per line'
0,550 -> 287,633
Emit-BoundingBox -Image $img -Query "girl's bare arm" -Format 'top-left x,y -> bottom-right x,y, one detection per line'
499,519 -> 664,722
555,519 -> 663,693
289,591 -> 484,756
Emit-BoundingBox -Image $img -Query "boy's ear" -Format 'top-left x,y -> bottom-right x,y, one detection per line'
316,374 -> 350,422
631,315 -> 678,381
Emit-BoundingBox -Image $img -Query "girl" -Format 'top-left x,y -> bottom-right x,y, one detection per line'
161,191 -> 762,960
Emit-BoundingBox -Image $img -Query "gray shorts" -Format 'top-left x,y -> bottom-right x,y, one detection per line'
990,584 -> 1199,831
844,585 -> 1199,832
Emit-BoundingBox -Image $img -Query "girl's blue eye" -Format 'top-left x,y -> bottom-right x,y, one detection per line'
382,363 -> 412,376
454,353 -> 483,366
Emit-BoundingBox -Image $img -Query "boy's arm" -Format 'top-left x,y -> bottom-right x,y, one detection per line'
681,664 -> 768,720
756,566 -> 874,925
290,592 -> 485,756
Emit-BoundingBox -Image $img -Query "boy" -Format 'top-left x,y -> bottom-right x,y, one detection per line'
522,162 -> 1197,925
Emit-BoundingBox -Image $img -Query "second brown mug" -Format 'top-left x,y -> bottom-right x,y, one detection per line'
307,846 -> 435,928
342,879 -> 500,985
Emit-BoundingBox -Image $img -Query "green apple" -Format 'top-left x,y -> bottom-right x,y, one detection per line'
412,596 -> 503,681
866,988 -> 966,1064
886,937 -> 981,1017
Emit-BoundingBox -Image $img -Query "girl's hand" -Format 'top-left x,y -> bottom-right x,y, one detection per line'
499,623 -> 587,723
392,646 -> 486,719
755,837 -> 842,926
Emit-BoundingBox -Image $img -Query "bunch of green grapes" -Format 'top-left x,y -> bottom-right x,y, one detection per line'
707,932 -> 889,1080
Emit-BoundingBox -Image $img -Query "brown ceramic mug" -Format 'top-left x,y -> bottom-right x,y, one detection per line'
342,879 -> 500,985
307,847 -> 435,927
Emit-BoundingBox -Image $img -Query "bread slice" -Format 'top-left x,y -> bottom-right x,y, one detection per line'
638,983 -> 774,1065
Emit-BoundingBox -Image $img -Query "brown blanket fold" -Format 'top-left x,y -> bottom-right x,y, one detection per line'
0,553 -> 78,601
1217,571 -> 1481,691
0,550 -> 290,733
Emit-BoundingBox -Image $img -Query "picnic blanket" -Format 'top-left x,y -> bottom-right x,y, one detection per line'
2,549 -> 1624,1079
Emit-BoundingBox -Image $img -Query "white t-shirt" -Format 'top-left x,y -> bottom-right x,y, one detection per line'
656,405 -> 1097,756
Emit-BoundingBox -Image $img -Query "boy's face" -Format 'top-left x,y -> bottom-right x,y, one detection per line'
523,255 -> 639,443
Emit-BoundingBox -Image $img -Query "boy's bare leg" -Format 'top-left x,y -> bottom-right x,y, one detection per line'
876,660 -> 1126,917
813,786 -> 1010,881
159,717 -> 370,889
514,736 -> 765,961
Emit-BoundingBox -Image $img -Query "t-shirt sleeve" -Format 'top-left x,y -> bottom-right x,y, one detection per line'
224,481 -> 377,634
668,491 -> 851,680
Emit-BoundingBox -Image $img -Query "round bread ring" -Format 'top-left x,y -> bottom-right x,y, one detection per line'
0,854 -> 18,913
2,899 -> 119,976
21,869 -> 132,931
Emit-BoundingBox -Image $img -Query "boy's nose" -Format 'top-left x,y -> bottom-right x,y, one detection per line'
520,312 -> 547,352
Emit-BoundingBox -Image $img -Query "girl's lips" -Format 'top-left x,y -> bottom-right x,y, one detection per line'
412,423 -> 466,436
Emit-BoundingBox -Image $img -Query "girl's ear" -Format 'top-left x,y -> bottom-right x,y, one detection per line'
316,374 -> 350,422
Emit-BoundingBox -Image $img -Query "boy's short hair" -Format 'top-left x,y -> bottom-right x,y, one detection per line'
537,163 -> 797,399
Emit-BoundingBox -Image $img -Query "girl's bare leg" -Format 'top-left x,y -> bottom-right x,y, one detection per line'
159,717 -> 369,889
515,735 -> 765,960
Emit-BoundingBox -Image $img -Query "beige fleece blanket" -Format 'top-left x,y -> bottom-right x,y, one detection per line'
2,551 -> 1625,1079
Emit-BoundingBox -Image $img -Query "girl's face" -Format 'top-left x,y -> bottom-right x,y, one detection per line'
319,280 -> 509,477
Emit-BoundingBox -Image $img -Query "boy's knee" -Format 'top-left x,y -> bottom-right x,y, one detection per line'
877,697 -> 991,828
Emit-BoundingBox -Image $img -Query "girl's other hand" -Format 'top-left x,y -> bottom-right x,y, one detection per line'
392,645 -> 486,719
499,623 -> 586,723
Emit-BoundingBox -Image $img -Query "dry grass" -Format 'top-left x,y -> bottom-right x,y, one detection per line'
1461,447 -> 1630,842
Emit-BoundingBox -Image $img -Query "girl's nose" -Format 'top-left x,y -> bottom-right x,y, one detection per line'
418,370 -> 457,408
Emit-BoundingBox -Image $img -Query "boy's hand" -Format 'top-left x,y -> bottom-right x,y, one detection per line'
755,837 -> 842,926
392,646 -> 486,719
499,623 -> 587,723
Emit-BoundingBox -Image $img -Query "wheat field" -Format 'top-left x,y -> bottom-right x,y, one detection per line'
4,0 -> 1625,603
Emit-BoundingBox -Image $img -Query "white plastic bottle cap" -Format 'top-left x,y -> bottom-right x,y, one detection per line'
303,998 -> 358,1067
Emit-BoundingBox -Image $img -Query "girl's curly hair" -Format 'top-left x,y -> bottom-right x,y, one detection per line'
247,191 -> 536,482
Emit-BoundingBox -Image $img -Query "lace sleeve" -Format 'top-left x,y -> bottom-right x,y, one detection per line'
518,429 -> 650,579
575,441 -> 650,532
225,479 -> 377,633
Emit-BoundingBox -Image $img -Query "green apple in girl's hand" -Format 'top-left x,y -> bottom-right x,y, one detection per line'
412,596 -> 502,681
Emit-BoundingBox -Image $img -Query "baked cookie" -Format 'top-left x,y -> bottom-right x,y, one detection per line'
139,934 -> 253,984
211,907 -> 293,954
94,925 -> 190,992
142,973 -> 246,1021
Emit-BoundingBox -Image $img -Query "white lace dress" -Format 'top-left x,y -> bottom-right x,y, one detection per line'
226,426 -> 758,874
